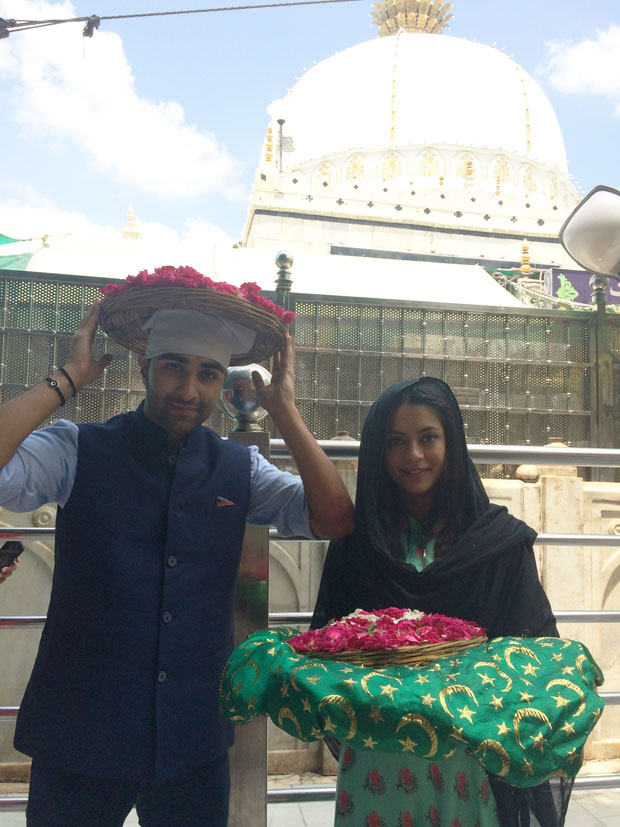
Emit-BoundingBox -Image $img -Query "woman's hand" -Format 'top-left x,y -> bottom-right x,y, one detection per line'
0,559 -> 18,584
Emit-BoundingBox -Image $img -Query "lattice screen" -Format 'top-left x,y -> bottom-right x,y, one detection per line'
0,274 -> 598,454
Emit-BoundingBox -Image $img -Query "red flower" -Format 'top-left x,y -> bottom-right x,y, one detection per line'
363,769 -> 386,795
425,806 -> 439,827
365,814 -> 386,827
454,771 -> 469,802
335,790 -> 354,818
341,746 -> 356,772
426,763 -> 443,793
396,767 -> 418,794
397,813 -> 414,827
99,266 -> 295,325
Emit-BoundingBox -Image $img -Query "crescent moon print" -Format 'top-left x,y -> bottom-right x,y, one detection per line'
290,661 -> 328,691
278,707 -> 304,739
513,707 -> 551,749
395,712 -> 438,757
318,694 -> 358,739
228,659 -> 261,687
503,645 -> 541,670
360,670 -> 402,696
474,739 -> 511,777
546,679 -> 586,717
474,661 -> 513,692
439,684 -> 478,717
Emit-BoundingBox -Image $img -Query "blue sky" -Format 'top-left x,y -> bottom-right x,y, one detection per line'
0,0 -> 619,249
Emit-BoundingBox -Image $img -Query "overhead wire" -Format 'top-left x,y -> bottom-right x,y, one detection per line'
0,0 -> 363,39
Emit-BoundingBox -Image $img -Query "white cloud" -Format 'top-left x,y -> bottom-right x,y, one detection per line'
541,25 -> 620,113
0,0 -> 246,199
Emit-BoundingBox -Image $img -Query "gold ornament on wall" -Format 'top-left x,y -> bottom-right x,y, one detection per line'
345,154 -> 366,180
419,148 -> 440,177
382,151 -> 403,180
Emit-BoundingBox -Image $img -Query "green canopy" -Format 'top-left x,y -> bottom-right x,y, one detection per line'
0,233 -> 29,246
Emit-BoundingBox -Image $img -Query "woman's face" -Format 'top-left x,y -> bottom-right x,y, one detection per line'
384,402 -> 446,517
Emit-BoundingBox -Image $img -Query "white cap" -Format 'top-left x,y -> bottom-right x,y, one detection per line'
142,309 -> 256,368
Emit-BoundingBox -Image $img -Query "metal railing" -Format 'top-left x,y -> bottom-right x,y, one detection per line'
2,442 -> 620,811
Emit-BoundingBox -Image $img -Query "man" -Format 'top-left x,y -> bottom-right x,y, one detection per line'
0,276 -> 354,826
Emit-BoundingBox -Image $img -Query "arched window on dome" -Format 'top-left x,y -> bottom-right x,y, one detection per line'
381,151 -> 404,182
454,152 -> 480,183
345,154 -> 366,181
416,148 -> 444,180
520,165 -> 538,197
549,176 -> 559,201
312,162 -> 335,190
490,156 -> 512,195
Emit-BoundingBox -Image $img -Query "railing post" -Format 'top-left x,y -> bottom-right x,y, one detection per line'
591,277 -> 615,481
226,429 -> 270,827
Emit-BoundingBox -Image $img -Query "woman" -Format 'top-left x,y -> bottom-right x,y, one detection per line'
312,377 -> 571,826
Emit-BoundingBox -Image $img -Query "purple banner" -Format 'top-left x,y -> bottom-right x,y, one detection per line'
550,267 -> 620,305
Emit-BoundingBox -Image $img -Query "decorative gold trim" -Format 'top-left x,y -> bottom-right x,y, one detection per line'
372,0 -> 453,37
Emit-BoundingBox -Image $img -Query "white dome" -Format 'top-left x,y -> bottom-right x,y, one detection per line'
268,32 -> 568,173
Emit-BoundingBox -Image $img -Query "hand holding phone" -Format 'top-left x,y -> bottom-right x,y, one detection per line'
0,540 -> 23,568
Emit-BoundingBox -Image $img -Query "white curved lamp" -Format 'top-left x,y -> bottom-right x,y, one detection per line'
559,185 -> 620,281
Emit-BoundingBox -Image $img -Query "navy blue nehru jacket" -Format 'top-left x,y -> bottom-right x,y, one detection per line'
15,403 -> 253,781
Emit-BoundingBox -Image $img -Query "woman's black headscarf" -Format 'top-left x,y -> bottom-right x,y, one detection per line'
311,377 -> 569,826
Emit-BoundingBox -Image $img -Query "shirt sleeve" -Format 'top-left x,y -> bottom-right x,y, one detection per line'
0,419 -> 78,511
246,445 -> 318,539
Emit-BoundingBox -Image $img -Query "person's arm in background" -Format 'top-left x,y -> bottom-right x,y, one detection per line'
253,335 -> 354,539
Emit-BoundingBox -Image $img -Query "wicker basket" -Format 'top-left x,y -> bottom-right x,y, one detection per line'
100,286 -> 287,364
303,636 -> 487,668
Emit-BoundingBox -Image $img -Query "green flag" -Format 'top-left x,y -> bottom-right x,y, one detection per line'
0,252 -> 35,270
0,233 -> 29,246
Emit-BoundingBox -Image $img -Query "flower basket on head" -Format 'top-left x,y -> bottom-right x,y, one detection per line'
99,267 -> 294,365
290,608 -> 487,668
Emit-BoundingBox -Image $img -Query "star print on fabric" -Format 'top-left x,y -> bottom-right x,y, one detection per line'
306,675 -> 322,685
530,732 -> 547,752
552,694 -> 570,708
489,695 -> 504,710
422,693 -> 436,708
445,672 -> 459,682
280,684 -> 289,698
551,653 -> 563,662
444,748 -> 457,758
457,705 -> 476,724
519,691 -> 534,704
561,666 -> 575,675
521,758 -> 534,776
560,722 -> 575,736
248,696 -> 256,710
479,673 -> 496,686
323,717 -> 337,733
343,678 -> 357,687
398,736 -> 418,752
311,727 -> 323,738
567,748 -> 580,763
522,663 -> 539,676
380,683 -> 399,699
497,722 -> 510,736
369,705 -> 384,724
415,674 -> 430,685
342,666 -> 355,674
450,726 -> 466,743
302,697 -> 312,712
363,735 -> 378,749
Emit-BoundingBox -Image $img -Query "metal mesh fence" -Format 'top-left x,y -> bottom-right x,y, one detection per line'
0,272 -> 601,456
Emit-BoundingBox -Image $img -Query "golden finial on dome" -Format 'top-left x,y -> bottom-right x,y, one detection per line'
371,0 -> 453,37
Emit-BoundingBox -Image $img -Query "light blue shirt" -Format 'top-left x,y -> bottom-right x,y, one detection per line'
0,419 -> 316,539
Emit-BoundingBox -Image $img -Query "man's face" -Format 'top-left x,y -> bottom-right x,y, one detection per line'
140,353 -> 226,444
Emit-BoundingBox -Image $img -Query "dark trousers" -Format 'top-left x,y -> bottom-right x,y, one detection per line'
26,754 -> 230,827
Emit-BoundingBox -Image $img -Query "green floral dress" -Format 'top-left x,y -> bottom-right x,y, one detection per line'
333,519 -> 501,827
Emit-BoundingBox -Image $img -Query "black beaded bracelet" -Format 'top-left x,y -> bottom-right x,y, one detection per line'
45,377 -> 66,406
59,366 -> 77,398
